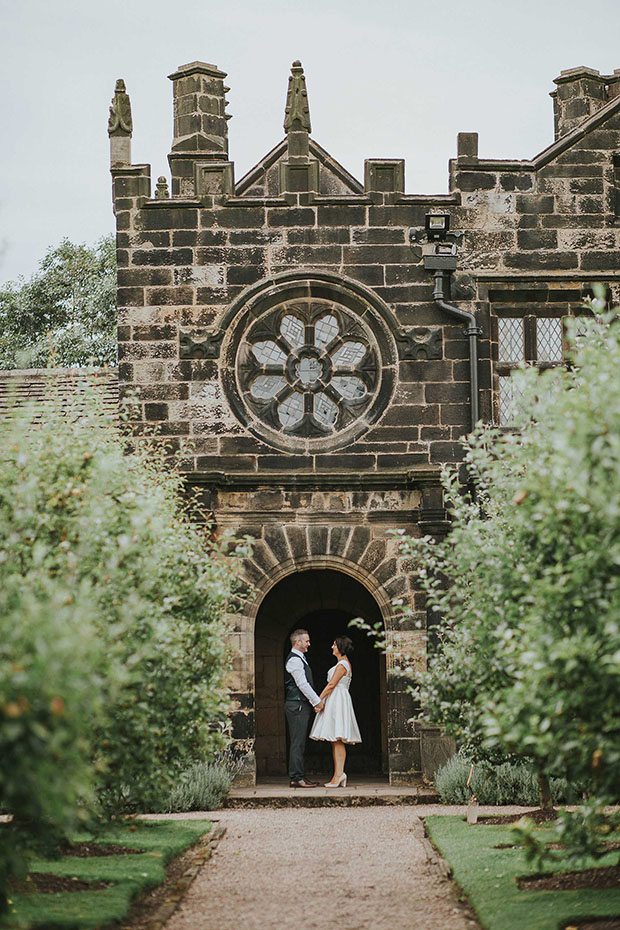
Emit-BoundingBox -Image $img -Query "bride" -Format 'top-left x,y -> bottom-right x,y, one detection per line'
309,635 -> 361,787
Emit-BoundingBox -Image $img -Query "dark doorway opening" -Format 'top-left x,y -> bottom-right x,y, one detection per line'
254,569 -> 387,779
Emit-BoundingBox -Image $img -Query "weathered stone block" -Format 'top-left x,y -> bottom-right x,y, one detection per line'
344,526 -> 371,563
263,525 -> 291,564
455,171 -> 497,191
133,248 -> 193,266
328,525 -> 352,557
430,441 -> 467,463
141,207 -> 198,230
457,132 -> 478,159
352,227 -> 405,244
499,172 -> 534,191
286,526 -> 309,561
517,229 -> 559,250
203,206 -> 264,228
504,250 -> 578,270
581,250 -> 620,270
308,525 -> 328,556
144,403 -> 169,420
515,194 -> 555,214
267,207 -> 315,226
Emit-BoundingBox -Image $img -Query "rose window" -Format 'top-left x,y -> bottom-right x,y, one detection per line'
234,298 -> 382,444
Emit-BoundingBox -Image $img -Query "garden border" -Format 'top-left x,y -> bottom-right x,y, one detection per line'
125,823 -> 227,930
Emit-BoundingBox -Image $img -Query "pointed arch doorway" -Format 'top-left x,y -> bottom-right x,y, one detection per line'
254,568 -> 388,779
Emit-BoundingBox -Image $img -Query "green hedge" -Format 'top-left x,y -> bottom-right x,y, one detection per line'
0,384 -> 244,911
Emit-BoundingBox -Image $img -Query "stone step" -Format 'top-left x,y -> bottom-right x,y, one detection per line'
226,779 -> 440,808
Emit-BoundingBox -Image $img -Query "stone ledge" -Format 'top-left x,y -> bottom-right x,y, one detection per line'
224,787 -> 440,808
186,468 -> 442,491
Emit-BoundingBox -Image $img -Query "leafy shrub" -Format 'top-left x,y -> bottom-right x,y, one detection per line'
399,300 -> 620,860
0,585 -> 107,911
168,761 -> 236,812
0,384 -> 244,909
434,756 -> 584,806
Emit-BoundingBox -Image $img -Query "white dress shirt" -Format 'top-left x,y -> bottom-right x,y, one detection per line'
285,648 -> 321,706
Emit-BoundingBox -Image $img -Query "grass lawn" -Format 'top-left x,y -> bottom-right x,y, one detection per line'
426,815 -> 620,930
2,819 -> 212,930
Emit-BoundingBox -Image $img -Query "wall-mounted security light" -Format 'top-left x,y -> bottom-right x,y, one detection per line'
408,209 -> 480,429
425,212 -> 451,241
409,209 -> 463,271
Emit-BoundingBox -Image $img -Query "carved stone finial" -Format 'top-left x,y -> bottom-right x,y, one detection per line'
108,78 -> 133,137
284,60 -> 311,133
155,176 -> 170,199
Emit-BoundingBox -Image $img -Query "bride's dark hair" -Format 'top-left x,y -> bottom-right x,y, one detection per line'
334,635 -> 354,657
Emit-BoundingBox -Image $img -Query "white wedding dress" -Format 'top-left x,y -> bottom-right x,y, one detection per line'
309,659 -> 362,744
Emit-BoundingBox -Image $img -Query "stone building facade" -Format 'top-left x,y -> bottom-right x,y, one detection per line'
107,61 -> 620,785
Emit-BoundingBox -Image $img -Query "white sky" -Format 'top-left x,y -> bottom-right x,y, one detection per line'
1,0 -> 619,284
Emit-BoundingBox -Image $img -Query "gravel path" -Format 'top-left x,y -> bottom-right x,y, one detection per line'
163,806 -> 484,930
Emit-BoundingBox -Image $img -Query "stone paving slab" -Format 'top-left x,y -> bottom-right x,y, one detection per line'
226,778 -> 440,807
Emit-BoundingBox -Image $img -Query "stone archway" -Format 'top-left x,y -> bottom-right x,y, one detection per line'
254,568 -> 388,779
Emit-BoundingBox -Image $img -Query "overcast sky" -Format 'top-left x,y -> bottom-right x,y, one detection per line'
1,0 -> 619,284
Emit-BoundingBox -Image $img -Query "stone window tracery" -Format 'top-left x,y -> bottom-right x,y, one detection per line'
237,299 -> 378,439
221,289 -> 396,453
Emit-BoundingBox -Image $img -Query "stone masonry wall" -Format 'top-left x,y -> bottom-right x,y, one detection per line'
109,60 -> 620,783
114,192 -> 480,471
192,483 -> 433,784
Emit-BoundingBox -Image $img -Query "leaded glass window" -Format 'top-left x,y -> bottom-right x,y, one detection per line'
278,392 -> 304,427
252,341 -> 287,366
536,317 -> 563,362
495,312 -> 566,426
250,375 -> 287,399
314,315 -> 339,347
332,342 -> 366,366
498,318 -> 523,363
498,376 -> 526,427
281,314 -> 305,348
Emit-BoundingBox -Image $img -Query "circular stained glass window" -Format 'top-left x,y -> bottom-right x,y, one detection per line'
225,294 -> 393,452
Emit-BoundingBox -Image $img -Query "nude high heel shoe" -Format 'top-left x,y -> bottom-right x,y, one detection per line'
324,773 -> 347,788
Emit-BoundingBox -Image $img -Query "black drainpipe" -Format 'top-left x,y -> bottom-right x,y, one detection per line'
432,270 -> 481,431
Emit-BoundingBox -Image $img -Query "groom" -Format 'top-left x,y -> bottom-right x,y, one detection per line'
284,629 -> 324,787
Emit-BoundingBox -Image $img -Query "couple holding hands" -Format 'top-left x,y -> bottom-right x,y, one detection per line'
284,629 -> 361,788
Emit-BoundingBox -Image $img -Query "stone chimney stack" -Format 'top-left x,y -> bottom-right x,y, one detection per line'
551,66 -> 608,139
168,61 -> 232,197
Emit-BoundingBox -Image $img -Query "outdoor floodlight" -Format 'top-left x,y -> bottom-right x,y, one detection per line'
425,212 -> 450,241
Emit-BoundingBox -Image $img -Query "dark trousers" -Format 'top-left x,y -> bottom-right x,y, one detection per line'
285,700 -> 312,782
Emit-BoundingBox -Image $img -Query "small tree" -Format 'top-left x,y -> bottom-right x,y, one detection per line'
400,307 -> 620,860
0,236 -> 116,368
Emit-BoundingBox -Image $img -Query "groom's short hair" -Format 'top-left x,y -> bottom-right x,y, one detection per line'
290,629 -> 308,647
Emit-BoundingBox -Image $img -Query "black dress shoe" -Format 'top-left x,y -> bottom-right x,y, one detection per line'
290,779 -> 319,788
